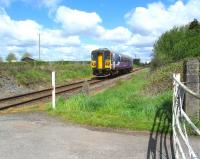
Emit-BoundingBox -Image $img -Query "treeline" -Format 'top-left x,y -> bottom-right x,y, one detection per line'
0,52 -> 32,62
152,19 -> 200,68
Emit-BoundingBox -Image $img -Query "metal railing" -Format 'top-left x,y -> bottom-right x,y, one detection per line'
173,73 -> 200,159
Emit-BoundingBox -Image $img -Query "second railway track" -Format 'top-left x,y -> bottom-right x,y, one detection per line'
0,68 -> 142,111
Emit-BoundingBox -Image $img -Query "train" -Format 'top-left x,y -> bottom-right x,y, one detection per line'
91,48 -> 133,77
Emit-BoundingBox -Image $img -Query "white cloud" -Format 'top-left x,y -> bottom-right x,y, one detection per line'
40,30 -> 81,47
40,0 -> 63,15
127,34 -> 157,47
83,44 -> 100,53
0,9 -> 80,47
41,44 -> 100,61
0,6 -> 152,62
107,44 -> 152,62
2,0 -> 199,62
0,9 -> 40,46
102,26 -> 132,43
55,6 -> 134,44
0,8 -> 82,61
55,6 -> 103,35
41,0 -> 61,8
125,0 -> 200,36
123,0 -> 200,62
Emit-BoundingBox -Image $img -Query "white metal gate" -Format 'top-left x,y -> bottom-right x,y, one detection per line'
173,74 -> 200,159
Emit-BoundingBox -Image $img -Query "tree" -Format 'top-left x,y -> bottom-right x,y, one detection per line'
6,52 -> 17,62
0,56 -> 3,62
21,52 -> 32,60
133,59 -> 141,66
152,19 -> 200,69
189,19 -> 200,30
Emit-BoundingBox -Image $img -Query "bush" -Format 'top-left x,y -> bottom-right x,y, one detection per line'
152,19 -> 200,69
0,56 -> 3,62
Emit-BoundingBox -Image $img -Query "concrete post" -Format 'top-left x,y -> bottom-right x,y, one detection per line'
184,59 -> 199,120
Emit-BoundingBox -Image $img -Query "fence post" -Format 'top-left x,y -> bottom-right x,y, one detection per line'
184,59 -> 199,120
52,71 -> 56,109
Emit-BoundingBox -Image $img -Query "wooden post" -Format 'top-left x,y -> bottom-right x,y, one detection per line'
184,59 -> 199,120
52,71 -> 56,109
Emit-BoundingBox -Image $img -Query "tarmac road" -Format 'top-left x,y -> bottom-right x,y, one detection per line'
0,112 -> 199,159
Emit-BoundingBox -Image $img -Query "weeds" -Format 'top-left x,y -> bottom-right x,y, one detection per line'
48,70 -> 173,131
0,61 -> 92,87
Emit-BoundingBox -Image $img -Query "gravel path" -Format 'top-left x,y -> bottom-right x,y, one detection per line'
0,112 -> 199,159
0,75 -> 32,98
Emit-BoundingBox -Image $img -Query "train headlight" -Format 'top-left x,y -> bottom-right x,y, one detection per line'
105,60 -> 111,68
91,61 -> 96,68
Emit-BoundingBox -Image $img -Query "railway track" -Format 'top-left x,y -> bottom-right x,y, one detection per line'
0,68 -> 142,110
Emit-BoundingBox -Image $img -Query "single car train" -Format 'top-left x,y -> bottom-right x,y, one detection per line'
91,48 -> 133,77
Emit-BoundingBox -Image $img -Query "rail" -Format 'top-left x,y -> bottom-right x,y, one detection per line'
0,79 -> 102,110
172,73 -> 200,159
0,79 -> 93,102
0,68 -> 143,110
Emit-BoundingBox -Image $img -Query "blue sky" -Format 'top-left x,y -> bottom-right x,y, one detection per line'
7,0 -> 158,28
0,0 -> 199,62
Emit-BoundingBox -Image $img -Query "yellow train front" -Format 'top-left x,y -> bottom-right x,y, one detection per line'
91,48 -> 133,77
91,48 -> 112,77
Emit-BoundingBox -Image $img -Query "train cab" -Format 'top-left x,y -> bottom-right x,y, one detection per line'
91,48 -> 112,77
91,48 -> 133,77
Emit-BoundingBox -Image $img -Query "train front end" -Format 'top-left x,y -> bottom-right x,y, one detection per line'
91,49 -> 112,77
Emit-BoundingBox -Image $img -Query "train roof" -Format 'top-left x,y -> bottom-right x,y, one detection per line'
112,52 -> 132,60
92,48 -> 110,52
92,48 -> 133,60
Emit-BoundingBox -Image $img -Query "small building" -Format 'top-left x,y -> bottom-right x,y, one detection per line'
21,57 -> 35,62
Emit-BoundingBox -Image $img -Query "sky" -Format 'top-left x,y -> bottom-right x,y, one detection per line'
0,0 -> 199,62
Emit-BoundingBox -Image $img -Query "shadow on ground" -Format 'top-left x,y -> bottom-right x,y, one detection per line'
147,100 -> 175,159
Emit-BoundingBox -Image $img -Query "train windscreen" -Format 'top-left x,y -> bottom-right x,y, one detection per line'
104,51 -> 110,60
92,50 -> 110,60
91,51 -> 98,60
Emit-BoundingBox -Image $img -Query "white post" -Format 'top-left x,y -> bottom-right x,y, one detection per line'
52,71 -> 56,109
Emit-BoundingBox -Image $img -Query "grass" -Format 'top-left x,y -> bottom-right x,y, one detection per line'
48,69 -> 173,131
0,104 -> 46,115
16,70 -> 50,85
0,61 -> 92,86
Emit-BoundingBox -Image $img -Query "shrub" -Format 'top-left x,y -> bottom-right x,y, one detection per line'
152,19 -> 200,69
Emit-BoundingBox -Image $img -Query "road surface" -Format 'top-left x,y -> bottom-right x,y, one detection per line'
0,112 -> 199,159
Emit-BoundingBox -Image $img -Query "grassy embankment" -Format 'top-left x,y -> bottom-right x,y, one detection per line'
0,61 -> 91,86
48,61 -> 194,131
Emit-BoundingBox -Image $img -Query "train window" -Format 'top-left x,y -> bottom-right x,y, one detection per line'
115,54 -> 120,64
104,51 -> 110,60
91,52 -> 97,60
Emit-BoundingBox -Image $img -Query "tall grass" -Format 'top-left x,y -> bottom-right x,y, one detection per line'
0,61 -> 92,86
48,70 -> 173,131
